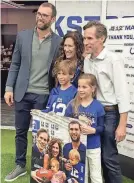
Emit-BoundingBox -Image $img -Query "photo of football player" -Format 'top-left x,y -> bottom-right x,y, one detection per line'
63,121 -> 86,183
31,128 -> 49,183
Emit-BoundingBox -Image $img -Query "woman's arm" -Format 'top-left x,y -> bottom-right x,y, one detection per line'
43,154 -> 49,169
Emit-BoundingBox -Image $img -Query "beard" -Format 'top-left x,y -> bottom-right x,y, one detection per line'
71,136 -> 80,143
36,20 -> 51,30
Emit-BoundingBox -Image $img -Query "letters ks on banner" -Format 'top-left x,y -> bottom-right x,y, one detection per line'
30,110 -> 87,183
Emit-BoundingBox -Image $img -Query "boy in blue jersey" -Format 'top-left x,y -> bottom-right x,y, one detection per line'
65,74 -> 105,183
63,121 -> 86,183
42,60 -> 77,116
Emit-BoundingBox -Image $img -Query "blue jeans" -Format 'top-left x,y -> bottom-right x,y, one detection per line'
15,93 -> 49,167
101,109 -> 122,183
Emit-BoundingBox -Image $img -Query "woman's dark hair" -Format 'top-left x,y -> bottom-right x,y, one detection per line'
57,31 -> 84,68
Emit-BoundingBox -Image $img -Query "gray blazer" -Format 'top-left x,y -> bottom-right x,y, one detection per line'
6,29 -> 62,102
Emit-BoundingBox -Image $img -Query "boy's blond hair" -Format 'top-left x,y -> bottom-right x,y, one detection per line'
53,60 -> 76,77
69,149 -> 80,165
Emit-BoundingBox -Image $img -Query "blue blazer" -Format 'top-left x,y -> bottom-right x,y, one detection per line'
6,29 -> 62,102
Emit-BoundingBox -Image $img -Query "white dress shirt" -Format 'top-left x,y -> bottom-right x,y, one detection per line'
84,47 -> 130,113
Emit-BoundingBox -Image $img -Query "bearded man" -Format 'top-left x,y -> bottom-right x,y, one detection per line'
63,121 -> 86,183
4,3 -> 61,182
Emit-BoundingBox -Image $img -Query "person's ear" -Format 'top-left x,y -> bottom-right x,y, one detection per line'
51,16 -> 56,24
91,86 -> 96,93
100,36 -> 105,43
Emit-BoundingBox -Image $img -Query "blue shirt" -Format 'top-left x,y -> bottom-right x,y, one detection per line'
63,142 -> 86,183
31,144 -> 45,171
42,85 -> 77,116
65,99 -> 105,149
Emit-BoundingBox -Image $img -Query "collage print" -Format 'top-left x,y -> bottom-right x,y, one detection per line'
30,110 -> 87,183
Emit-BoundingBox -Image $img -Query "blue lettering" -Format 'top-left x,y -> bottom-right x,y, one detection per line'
67,16 -> 82,33
55,15 -> 122,37
56,16 -> 101,37
106,16 -> 118,19
55,16 -> 65,37
84,16 -> 100,21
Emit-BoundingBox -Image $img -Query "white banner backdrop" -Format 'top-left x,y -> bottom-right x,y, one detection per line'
105,18 -> 134,158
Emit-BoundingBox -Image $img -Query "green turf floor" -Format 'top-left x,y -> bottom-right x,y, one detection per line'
1,129 -> 134,183
1,129 -> 32,183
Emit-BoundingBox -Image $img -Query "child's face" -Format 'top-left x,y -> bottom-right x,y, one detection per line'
51,162 -> 58,172
57,70 -> 72,87
78,79 -> 94,99
69,154 -> 78,165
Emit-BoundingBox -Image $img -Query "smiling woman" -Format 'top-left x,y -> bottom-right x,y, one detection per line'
43,138 -> 63,170
55,31 -> 84,87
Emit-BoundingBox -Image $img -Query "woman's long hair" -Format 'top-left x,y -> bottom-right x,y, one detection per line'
71,73 -> 98,115
46,138 -> 62,161
57,31 -> 84,69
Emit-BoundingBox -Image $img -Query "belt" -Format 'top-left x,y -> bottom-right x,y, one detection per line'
104,105 -> 118,111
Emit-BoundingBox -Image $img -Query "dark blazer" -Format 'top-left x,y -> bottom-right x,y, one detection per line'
6,29 -> 62,102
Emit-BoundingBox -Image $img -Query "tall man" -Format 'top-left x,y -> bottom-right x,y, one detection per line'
83,21 -> 130,183
4,3 -> 62,182
63,121 -> 86,183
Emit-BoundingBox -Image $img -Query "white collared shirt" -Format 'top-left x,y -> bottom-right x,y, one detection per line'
84,47 -> 130,113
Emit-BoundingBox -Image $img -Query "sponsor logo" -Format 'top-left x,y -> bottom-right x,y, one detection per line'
126,124 -> 133,128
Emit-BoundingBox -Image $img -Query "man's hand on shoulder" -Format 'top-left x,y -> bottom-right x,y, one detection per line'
4,91 -> 14,106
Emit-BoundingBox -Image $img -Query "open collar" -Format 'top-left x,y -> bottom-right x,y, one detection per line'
86,47 -> 107,61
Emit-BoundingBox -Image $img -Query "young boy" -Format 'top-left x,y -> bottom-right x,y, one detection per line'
43,60 -> 77,116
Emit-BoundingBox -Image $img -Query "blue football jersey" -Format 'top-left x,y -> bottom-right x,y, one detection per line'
67,163 -> 85,183
43,85 -> 77,116
63,143 -> 86,183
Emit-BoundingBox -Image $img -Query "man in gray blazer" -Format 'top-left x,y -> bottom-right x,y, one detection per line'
4,2 -> 62,182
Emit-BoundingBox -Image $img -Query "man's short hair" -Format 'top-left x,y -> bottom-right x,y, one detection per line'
68,120 -> 81,130
83,20 -> 107,43
40,2 -> 57,17
37,128 -> 49,142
